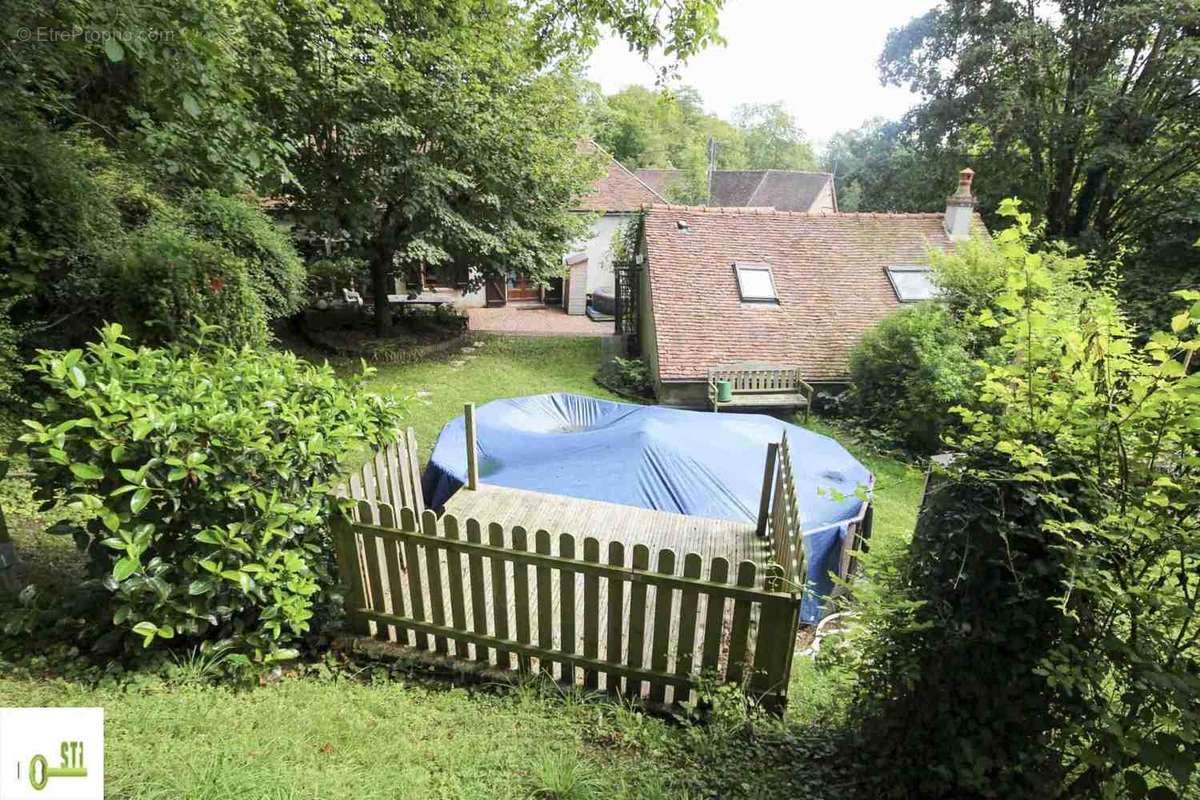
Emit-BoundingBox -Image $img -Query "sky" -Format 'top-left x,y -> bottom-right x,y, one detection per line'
585,0 -> 940,145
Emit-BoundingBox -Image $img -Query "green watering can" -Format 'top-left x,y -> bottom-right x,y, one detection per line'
715,380 -> 733,403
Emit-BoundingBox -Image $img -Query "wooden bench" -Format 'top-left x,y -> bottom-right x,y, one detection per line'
707,365 -> 814,419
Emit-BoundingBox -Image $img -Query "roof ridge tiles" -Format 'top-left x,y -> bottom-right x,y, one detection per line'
643,203 -> 945,220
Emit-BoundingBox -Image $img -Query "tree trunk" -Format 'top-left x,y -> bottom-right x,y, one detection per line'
369,203 -> 402,337
1068,163 -> 1108,238
369,239 -> 394,337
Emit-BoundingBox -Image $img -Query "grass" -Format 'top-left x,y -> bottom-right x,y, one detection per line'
0,334 -> 924,798
0,676 -> 659,800
364,334 -> 924,562
364,334 -> 622,462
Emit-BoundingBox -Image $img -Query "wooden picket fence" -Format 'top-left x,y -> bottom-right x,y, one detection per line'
759,433 -> 874,592
328,412 -> 879,712
332,498 -> 802,711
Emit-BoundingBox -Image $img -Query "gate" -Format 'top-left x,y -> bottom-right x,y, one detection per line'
613,264 -> 640,355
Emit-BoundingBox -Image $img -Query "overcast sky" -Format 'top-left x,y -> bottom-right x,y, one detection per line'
585,0 -> 941,145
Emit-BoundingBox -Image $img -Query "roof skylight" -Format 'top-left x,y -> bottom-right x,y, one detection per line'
733,263 -> 778,303
885,266 -> 938,302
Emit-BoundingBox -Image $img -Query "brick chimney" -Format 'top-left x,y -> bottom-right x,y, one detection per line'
944,168 -> 975,241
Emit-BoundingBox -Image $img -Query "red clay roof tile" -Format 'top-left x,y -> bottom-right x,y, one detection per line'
643,204 -> 985,382
575,143 -> 666,213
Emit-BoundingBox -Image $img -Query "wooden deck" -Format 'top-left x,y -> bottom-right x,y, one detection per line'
444,483 -> 767,570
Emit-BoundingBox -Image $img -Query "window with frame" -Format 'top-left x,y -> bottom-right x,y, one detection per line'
885,266 -> 938,302
733,262 -> 778,303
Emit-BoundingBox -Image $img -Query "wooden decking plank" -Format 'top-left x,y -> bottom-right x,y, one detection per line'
444,485 -> 758,571
434,483 -> 776,690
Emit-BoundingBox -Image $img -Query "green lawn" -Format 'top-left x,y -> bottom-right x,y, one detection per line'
365,334 -> 924,558
0,334 -> 923,799
364,334 -> 623,462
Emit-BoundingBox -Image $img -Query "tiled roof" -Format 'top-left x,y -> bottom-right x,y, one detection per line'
710,170 -> 834,212
642,205 -> 985,383
575,142 -> 667,213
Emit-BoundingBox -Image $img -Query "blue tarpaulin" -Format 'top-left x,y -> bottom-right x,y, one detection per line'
423,393 -> 872,620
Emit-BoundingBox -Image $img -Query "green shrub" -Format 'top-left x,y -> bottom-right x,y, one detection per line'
928,237 -> 1005,326
845,201 -> 1200,799
111,218 -> 269,348
0,126 -> 125,349
182,190 -> 306,320
847,303 -> 976,455
0,121 -> 304,354
107,191 -> 306,349
17,324 -> 405,657
595,357 -> 654,399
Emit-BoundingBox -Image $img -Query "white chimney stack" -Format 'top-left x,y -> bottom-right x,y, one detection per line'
944,168 -> 976,241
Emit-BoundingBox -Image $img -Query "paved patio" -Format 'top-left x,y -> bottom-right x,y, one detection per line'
468,303 -> 614,336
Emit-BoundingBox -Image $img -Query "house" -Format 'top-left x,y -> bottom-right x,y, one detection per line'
637,169 -> 983,406
561,144 -> 667,316
456,142 -> 665,311
635,168 -> 837,213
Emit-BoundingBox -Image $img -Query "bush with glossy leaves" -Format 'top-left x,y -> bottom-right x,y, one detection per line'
17,323 -> 405,659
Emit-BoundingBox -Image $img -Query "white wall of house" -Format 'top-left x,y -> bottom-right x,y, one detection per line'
565,257 -> 588,316
583,213 -> 634,294
457,268 -> 487,308
563,212 -> 634,315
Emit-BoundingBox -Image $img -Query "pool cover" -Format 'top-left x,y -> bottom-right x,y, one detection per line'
423,393 -> 873,620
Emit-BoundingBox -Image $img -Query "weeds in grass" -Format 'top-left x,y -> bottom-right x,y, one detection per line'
526,751 -> 605,800
166,641 -> 238,686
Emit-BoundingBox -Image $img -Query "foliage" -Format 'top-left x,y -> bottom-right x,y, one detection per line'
15,324 -> 405,657
526,0 -> 724,67
846,200 -> 1200,798
110,217 -> 270,349
588,88 -> 819,202
877,0 -> 1200,335
732,102 -> 818,172
594,357 -> 654,400
847,303 -> 977,455
0,0 -> 291,193
882,0 -> 1200,242
0,300 -> 20,401
264,1 -> 601,335
0,118 -> 301,359
926,237 -> 1007,327
103,185 -> 304,349
822,117 -> 955,213
0,128 -> 127,352
588,84 -> 745,202
180,190 -> 306,320
526,751 -> 606,799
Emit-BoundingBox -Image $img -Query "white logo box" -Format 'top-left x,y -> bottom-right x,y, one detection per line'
0,708 -> 104,800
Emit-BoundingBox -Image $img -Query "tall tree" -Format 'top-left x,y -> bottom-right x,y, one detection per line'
733,102 -> 817,171
823,118 -> 953,212
264,0 -> 603,335
881,0 -> 1200,244
264,0 -> 725,336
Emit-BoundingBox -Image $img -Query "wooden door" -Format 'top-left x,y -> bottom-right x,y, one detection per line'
484,277 -> 506,307
506,271 -> 540,301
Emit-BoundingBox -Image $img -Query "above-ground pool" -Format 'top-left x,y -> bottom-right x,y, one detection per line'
422,394 -> 873,620
424,393 -> 870,526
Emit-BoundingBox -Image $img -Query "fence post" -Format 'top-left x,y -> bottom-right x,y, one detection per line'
755,442 -> 779,538
464,402 -> 479,490
751,573 -> 801,715
331,509 -> 370,636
